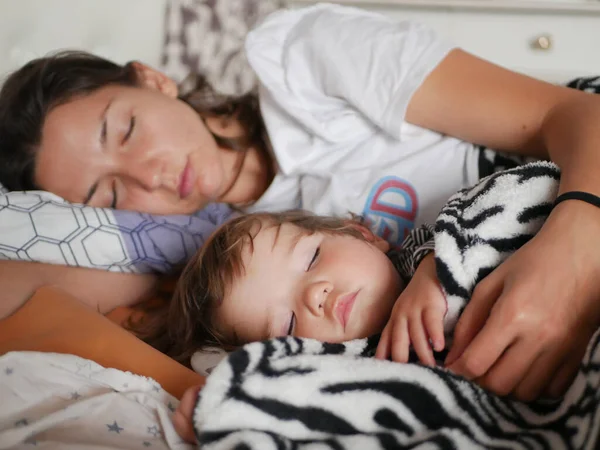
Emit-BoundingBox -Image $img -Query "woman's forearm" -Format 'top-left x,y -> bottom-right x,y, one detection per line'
541,92 -> 600,195
0,260 -> 158,319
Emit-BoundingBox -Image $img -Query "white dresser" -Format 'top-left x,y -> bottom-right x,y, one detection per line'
290,0 -> 600,83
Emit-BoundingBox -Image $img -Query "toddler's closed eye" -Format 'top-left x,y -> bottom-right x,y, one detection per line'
307,247 -> 320,271
287,312 -> 296,335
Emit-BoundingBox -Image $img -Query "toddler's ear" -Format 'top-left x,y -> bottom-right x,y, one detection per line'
372,236 -> 391,253
349,223 -> 390,253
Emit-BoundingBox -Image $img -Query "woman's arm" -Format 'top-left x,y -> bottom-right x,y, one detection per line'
407,49 -> 600,400
407,49 -> 600,161
0,260 -> 158,320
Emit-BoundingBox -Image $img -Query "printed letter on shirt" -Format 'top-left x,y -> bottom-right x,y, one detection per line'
362,176 -> 418,247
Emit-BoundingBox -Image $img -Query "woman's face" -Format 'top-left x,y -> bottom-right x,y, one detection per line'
35,64 -> 238,215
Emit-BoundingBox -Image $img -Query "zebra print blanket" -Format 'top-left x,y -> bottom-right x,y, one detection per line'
191,162 -> 600,449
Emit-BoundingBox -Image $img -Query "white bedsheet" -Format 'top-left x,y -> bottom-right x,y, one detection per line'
0,351 -> 194,449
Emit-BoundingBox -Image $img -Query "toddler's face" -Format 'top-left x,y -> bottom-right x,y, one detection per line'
215,222 -> 404,344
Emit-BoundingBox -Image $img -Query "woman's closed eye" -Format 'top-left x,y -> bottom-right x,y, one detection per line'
110,179 -> 118,208
107,116 -> 135,208
121,116 -> 136,145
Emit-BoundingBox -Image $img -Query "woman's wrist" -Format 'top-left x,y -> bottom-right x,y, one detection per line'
551,191 -> 600,221
554,191 -> 600,210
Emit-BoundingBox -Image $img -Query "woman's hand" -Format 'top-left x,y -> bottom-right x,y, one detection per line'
375,253 -> 447,366
445,201 -> 600,401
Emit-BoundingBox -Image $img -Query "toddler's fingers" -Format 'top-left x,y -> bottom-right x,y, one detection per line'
423,306 -> 445,352
173,384 -> 203,444
390,317 -> 411,363
375,323 -> 392,360
409,313 -> 435,366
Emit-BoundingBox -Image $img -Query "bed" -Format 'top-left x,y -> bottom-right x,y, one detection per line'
1,1 -> 600,449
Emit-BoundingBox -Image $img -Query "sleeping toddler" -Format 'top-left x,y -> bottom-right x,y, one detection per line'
164,161 -> 561,443
169,209 -> 448,442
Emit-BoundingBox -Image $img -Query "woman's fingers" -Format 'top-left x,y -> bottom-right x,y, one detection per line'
544,331 -> 590,398
445,276 -> 503,367
446,304 -> 515,381
545,351 -> 583,398
476,339 -> 538,398
512,325 -> 589,401
512,347 -> 566,402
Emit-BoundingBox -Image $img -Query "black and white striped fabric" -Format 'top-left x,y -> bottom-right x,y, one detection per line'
434,161 -> 559,334
191,161 -> 600,449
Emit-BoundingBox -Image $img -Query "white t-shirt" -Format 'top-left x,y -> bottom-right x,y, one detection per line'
244,3 -> 480,247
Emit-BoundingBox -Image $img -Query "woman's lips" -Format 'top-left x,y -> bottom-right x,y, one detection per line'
178,158 -> 196,199
335,291 -> 358,331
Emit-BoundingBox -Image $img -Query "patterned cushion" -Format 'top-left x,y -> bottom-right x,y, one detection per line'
160,0 -> 284,95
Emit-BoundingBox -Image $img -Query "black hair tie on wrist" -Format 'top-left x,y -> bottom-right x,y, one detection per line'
553,191 -> 600,209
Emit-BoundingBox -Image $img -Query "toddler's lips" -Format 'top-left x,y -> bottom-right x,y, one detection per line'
178,158 -> 195,199
335,291 -> 358,331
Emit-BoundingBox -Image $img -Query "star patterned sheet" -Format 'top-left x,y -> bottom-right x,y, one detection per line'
0,351 -> 194,449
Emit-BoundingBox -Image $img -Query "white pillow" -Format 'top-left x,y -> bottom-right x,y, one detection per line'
191,347 -> 229,377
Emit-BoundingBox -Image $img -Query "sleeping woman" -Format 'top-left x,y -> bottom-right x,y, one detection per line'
1,3 -> 600,401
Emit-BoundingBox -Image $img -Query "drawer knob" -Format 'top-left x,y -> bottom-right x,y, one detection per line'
531,34 -> 553,51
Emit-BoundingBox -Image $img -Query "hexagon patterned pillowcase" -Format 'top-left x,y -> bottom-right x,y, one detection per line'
0,183 -> 233,273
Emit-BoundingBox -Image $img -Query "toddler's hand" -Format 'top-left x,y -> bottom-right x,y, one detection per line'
375,253 -> 446,366
173,384 -> 203,444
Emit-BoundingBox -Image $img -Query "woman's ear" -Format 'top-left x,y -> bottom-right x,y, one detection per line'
204,115 -> 246,139
349,222 -> 390,253
130,61 -> 178,98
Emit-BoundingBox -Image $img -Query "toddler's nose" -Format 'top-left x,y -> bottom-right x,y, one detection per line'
303,281 -> 333,316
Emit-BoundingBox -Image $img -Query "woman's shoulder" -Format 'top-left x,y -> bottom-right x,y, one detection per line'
246,3 -> 428,69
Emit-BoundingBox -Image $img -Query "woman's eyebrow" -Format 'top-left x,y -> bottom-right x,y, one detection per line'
84,99 -> 114,205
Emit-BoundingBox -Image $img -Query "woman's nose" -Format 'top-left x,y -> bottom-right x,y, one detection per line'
122,157 -> 163,191
303,281 -> 333,316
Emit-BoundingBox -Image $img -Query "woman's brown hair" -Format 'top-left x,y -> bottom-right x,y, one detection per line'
0,50 -> 268,191
136,210 -> 367,366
